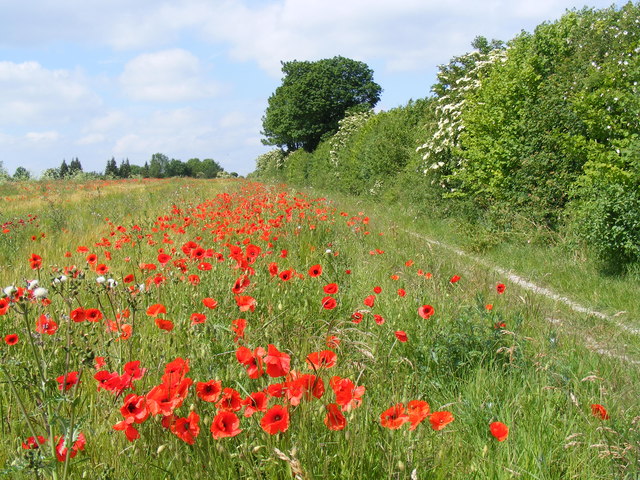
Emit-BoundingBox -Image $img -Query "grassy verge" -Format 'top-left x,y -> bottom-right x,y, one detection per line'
0,179 -> 638,479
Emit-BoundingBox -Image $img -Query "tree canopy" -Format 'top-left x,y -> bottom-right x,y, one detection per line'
261,56 -> 382,152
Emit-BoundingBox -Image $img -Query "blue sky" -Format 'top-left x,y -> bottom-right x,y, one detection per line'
0,0 -> 624,177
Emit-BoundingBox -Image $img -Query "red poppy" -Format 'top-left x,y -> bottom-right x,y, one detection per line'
306,350 -> 337,370
591,404 -> 610,420
94,356 -> 106,369
324,403 -> 347,431
196,380 -> 222,403
216,387 -> 243,412
363,295 -> 375,308
120,394 -> 149,423
163,357 -> 190,384
490,421 -> 509,441
171,411 -> 200,445
146,380 -> 191,416
57,371 -> 80,391
264,344 -> 290,378
308,264 -> 322,277
188,312 -> 205,325
4,333 -> 19,345
197,262 -> 212,271
113,418 -> 139,442
86,253 -> 97,264
202,298 -> 218,309
188,274 -> 200,285
35,315 -> 58,335
232,275 -> 250,294
330,376 -> 365,412
236,346 -> 266,378
397,288 -> 406,297
22,435 -> 47,449
351,311 -> 363,324
119,324 -> 132,340
450,275 -> 461,284
380,403 -> 409,429
268,262 -> 279,276
54,432 -> 86,462
394,331 -> 408,342
235,295 -> 256,312
231,318 -> 246,342
407,400 -> 430,430
496,283 -> 506,294
123,274 -> 135,283
430,411 -> 454,431
373,286 -> 382,294
29,253 -> 43,270
210,411 -> 242,439
95,264 -> 109,275
321,296 -> 337,310
155,318 -> 174,331
266,382 -> 286,398
84,308 -> 103,322
260,405 -> 289,435
70,307 -> 86,322
279,269 -> 293,281
373,314 -> 385,325
418,304 -> 434,319
242,391 -> 268,418
0,297 -> 10,315
157,253 -> 172,265
146,304 -> 166,317
323,283 -> 338,294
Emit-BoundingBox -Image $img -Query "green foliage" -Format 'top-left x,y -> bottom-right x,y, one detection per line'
254,3 -> 640,272
261,56 -> 382,151
570,135 -> 640,271
12,167 -> 31,181
104,157 -> 119,177
0,161 -> 9,180
118,159 -> 131,178
149,153 -> 169,178
59,159 -> 70,178
449,4 -> 640,232
69,157 -> 82,175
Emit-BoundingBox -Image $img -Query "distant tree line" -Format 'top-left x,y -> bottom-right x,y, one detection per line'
104,153 -> 228,178
2,153 -> 233,182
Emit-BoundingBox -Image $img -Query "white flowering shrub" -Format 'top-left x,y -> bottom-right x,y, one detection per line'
254,149 -> 287,178
329,110 -> 373,169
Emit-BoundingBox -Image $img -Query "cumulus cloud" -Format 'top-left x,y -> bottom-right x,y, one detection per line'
0,61 -> 101,127
119,49 -> 220,102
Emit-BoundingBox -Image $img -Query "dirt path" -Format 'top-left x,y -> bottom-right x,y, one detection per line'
404,229 -> 640,337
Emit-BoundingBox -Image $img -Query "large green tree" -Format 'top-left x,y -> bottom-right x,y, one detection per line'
261,56 -> 382,152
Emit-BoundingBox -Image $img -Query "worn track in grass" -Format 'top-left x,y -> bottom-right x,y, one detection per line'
403,228 -> 640,365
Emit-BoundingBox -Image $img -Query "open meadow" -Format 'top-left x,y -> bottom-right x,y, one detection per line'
0,178 -> 638,479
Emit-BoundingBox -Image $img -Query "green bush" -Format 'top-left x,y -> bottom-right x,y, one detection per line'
571,136 -> 640,272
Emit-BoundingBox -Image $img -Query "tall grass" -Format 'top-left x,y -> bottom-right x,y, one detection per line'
0,179 -> 637,479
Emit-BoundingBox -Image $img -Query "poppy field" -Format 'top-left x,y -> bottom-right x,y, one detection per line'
0,178 -> 638,479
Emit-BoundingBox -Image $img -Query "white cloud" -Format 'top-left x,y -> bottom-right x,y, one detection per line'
119,49 -> 220,102
0,61 -> 101,127
76,133 -> 106,145
25,131 -> 60,143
